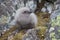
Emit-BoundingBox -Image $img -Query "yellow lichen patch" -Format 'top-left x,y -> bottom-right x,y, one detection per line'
12,30 -> 25,40
0,15 -> 9,24
36,27 -> 47,40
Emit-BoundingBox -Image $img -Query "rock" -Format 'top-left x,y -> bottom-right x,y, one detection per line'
41,7 -> 47,13
26,0 -> 37,12
41,2 -> 54,14
22,29 -> 40,40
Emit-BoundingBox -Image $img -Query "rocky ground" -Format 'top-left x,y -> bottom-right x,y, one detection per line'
0,11 -> 50,40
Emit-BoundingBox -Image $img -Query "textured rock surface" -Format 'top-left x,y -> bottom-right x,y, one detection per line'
22,29 -> 40,40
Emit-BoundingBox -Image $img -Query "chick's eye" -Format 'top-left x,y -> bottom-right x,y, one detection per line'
24,11 -> 27,13
23,11 -> 31,14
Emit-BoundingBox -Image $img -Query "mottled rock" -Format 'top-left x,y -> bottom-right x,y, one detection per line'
22,29 -> 40,40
